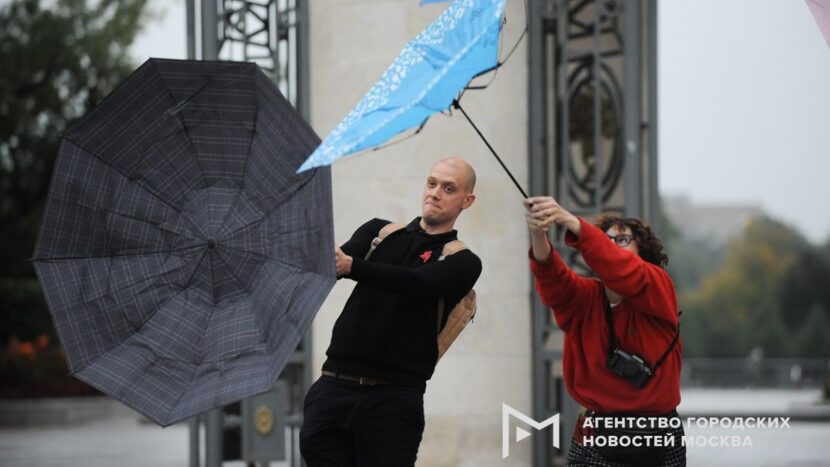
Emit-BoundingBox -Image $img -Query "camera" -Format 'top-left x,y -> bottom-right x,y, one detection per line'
607,348 -> 653,389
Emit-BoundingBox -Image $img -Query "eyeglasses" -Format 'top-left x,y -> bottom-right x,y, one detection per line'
607,234 -> 633,247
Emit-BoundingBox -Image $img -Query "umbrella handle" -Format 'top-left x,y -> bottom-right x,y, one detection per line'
452,99 -> 528,199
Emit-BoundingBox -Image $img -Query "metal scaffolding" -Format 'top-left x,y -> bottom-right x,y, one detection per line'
184,1 -> 310,465
186,0 -> 309,116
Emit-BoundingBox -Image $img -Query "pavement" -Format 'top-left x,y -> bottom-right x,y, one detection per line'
678,387 -> 830,420
0,399 -> 190,467
678,389 -> 830,467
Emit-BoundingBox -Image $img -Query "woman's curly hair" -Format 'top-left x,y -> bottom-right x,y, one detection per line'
595,215 -> 669,268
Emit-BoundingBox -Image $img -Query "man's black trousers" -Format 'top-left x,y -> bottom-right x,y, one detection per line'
300,376 -> 425,467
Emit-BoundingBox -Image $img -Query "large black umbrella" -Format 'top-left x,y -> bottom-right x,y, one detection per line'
32,58 -> 334,426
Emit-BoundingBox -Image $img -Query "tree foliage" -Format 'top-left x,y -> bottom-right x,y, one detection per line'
0,0 -> 149,278
677,216 -> 830,358
777,250 -> 830,332
0,1 -> 150,390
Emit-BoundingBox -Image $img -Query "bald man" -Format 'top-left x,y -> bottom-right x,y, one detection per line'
300,158 -> 482,467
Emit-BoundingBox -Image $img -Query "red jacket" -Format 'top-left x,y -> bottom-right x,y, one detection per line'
529,218 -> 681,414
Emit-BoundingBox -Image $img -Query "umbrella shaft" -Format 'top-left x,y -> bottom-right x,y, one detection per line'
453,100 -> 528,199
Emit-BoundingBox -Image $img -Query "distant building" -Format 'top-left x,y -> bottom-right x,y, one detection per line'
663,194 -> 765,244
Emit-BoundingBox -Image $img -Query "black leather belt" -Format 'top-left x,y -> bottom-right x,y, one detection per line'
322,370 -> 388,386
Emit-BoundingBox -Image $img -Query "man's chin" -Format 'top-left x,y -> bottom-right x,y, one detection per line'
421,213 -> 442,226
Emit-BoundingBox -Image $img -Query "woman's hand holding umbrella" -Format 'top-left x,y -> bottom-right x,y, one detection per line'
523,196 -> 580,262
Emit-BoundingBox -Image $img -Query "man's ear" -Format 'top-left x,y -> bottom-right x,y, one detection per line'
462,193 -> 476,210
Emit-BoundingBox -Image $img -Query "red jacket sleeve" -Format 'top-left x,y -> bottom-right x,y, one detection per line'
528,240 -> 597,332
565,218 -> 678,325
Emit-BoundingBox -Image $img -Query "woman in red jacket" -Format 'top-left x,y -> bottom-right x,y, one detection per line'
525,196 -> 685,467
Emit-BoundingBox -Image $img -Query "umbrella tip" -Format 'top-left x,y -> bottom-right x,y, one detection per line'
296,161 -> 314,173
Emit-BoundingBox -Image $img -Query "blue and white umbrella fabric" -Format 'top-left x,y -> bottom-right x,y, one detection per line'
298,0 -> 506,173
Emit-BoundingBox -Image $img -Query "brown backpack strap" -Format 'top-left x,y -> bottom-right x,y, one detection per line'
364,222 -> 405,260
439,240 -> 467,259
438,240 -> 477,360
437,290 -> 476,361
436,240 -> 469,333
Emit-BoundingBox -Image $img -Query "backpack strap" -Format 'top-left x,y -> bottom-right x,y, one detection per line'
364,222 -> 405,260
439,240 -> 467,259
436,239 -> 477,361
437,240 -> 469,333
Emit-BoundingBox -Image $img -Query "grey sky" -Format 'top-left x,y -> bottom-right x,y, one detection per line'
131,0 -> 830,243
659,0 -> 830,243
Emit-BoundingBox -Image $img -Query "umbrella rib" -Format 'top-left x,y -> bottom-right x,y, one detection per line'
370,118 -> 429,153
99,206 -> 204,249
464,0 -> 527,91
180,248 -> 210,301
31,244 -> 205,262
259,279 -> 302,373
93,173 -> 207,241
103,269 -> 179,309
71,282 -> 204,427
125,246 -> 205,343
150,59 -> 212,187
167,311 -> 211,421
72,353 -> 174,426
72,281 -> 192,374
209,248 -> 217,306
212,249 -> 259,298
102,208 -> 173,235
218,244 -> 307,276
212,189 -> 248,242
66,249 -> 207,345
61,137 -> 184,214
37,192 -> 202,258
216,174 -> 317,241
156,245 -> 218,419
238,65 -> 257,197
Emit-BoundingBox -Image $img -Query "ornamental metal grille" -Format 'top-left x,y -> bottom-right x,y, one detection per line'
528,0 -> 659,465
217,0 -> 301,105
188,0 -> 308,114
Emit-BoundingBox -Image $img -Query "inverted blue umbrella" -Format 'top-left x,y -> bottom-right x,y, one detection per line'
298,0 -> 527,198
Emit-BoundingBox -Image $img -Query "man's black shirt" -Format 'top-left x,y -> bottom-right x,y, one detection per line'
322,217 -> 482,392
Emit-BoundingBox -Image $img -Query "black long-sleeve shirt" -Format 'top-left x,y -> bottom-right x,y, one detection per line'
322,217 -> 482,391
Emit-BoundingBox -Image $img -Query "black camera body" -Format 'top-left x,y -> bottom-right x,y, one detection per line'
607,348 -> 653,389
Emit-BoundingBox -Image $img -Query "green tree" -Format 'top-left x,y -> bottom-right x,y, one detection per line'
0,0 -> 149,280
777,250 -> 830,332
819,238 -> 830,279
659,208 -> 725,357
794,304 -> 830,358
1,0 -> 150,397
660,208 -> 725,295
682,217 -> 808,357
665,236 -> 724,295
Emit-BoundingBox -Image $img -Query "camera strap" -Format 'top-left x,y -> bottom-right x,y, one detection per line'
604,301 -> 680,372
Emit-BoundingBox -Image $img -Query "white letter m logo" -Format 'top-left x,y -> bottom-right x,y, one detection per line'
501,403 -> 560,458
